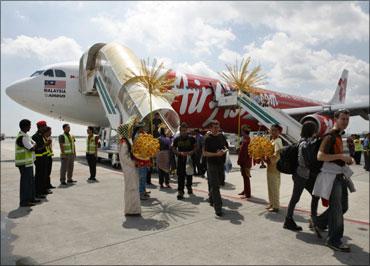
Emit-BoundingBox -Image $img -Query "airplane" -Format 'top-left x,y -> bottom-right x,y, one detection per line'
5,44 -> 369,141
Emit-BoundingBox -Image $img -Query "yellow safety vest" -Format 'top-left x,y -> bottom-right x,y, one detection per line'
86,135 -> 97,154
15,132 -> 34,167
44,137 -> 54,157
62,133 -> 75,155
36,136 -> 49,157
354,139 -> 363,152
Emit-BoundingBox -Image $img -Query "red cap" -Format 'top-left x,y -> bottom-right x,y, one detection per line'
36,120 -> 47,127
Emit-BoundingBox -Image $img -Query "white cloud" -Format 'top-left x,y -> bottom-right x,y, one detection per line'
175,61 -> 219,78
231,2 -> 369,45
239,32 -> 369,103
1,35 -> 83,63
218,48 -> 242,64
90,2 -> 235,57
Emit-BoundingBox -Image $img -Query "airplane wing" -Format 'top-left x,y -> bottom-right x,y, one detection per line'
283,102 -> 370,121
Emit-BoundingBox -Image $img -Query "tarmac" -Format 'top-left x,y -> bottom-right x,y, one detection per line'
1,138 -> 369,265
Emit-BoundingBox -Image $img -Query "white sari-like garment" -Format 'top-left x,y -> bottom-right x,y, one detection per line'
119,142 -> 141,215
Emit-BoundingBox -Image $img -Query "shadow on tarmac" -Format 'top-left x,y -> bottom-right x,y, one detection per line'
122,217 -> 170,231
296,233 -> 370,265
7,207 -> 32,219
216,209 -> 245,225
220,181 -> 236,190
140,198 -> 199,222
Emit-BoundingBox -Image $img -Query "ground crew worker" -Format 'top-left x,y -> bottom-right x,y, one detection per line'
363,133 -> 370,171
32,121 -> 51,198
86,126 -> 100,182
42,126 -> 55,189
59,123 -> 77,185
353,135 -> 363,165
15,119 -> 39,207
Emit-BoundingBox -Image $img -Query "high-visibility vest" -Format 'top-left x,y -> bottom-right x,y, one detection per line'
35,136 -> 49,157
86,135 -> 97,154
44,137 -> 54,157
62,134 -> 75,155
15,132 -> 34,167
354,139 -> 363,152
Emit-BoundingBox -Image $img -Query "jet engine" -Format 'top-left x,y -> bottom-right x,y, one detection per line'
300,114 -> 334,136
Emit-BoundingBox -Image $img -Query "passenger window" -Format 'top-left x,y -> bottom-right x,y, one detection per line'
44,69 -> 54,77
55,69 -> 66,77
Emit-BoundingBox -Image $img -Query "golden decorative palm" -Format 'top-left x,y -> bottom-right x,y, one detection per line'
219,57 -> 266,143
124,58 -> 177,133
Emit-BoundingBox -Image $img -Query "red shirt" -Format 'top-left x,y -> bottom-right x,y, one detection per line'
237,136 -> 252,168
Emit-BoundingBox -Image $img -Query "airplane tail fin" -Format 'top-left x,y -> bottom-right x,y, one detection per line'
328,69 -> 348,104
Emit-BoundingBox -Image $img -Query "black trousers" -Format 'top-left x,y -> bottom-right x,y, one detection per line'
177,160 -> 192,193
354,151 -> 362,164
18,166 -> 35,205
86,153 -> 97,178
34,156 -> 48,195
192,151 -> 203,175
46,156 -> 53,186
158,168 -> 170,186
207,163 -> 224,213
286,175 -> 319,219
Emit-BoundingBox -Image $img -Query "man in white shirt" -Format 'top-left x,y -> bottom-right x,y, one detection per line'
15,119 -> 40,207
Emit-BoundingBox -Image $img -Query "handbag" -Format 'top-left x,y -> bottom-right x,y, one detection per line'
185,156 -> 194,175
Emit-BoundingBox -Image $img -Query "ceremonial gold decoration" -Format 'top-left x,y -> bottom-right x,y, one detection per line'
117,116 -> 140,140
132,133 -> 160,160
124,58 -> 177,134
248,136 -> 274,160
219,57 -> 266,146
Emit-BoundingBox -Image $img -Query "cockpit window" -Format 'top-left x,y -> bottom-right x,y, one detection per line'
30,70 -> 44,77
55,69 -> 66,77
44,69 -> 54,77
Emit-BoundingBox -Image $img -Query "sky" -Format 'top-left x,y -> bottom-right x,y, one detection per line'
1,1 -> 369,136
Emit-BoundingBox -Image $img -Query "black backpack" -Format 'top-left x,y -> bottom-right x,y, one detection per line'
301,138 -> 323,172
276,142 -> 299,174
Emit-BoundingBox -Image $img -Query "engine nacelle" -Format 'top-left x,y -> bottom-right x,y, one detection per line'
300,114 -> 334,137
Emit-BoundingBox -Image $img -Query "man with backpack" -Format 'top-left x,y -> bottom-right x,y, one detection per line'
283,121 -> 321,231
314,109 -> 354,252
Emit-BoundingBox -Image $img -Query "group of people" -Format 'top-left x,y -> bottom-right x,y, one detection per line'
15,119 -> 100,207
236,109 -> 358,252
347,133 -> 370,170
16,108 -> 361,253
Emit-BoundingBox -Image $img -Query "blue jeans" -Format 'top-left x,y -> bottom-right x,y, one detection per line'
137,167 -> 148,193
316,175 -> 348,246
18,166 -> 35,205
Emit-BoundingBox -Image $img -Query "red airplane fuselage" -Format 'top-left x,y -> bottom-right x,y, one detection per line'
168,72 -> 322,133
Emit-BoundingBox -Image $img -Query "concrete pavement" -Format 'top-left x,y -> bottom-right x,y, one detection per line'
1,139 -> 369,265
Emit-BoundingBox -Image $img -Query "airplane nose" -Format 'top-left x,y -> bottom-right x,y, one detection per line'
5,78 -> 32,104
6,82 -> 23,102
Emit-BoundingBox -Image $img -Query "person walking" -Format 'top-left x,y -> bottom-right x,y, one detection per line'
203,120 -> 228,217
353,135 -> 363,164
265,124 -> 283,212
32,121 -> 51,198
172,122 -> 196,200
237,125 -> 252,199
314,109 -> 354,252
59,124 -> 77,185
15,119 -> 39,207
86,126 -> 100,182
284,122 -> 320,231
346,135 -> 355,159
192,129 -> 204,176
157,127 -> 172,188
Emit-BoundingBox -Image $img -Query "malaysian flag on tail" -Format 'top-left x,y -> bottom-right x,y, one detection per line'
44,80 -> 66,89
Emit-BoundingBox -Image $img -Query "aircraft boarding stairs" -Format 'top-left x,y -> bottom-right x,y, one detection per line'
237,91 -> 302,144
79,42 -> 180,133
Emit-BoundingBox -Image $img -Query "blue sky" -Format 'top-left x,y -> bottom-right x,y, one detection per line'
1,1 -> 369,136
